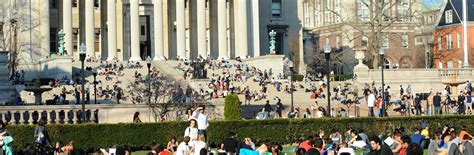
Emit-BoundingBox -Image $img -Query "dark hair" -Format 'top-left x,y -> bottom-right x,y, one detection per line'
228,132 -> 236,138
401,135 -> 411,144
314,137 -> 324,148
133,112 -> 140,120
406,143 -> 423,155
369,136 -> 382,145
296,148 -> 306,155
199,148 -> 207,155
306,148 -> 320,155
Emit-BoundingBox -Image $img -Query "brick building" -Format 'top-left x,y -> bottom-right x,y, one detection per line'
433,0 -> 474,69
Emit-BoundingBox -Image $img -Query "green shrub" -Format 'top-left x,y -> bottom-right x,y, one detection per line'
224,93 -> 241,120
6,115 -> 473,152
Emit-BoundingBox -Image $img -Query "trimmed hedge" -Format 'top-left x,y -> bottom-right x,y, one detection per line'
224,93 -> 241,120
6,115 -> 474,151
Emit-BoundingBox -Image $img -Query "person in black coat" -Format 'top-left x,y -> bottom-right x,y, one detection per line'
433,92 -> 442,115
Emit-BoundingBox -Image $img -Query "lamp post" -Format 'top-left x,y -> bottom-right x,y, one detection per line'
379,47 -> 386,117
289,61 -> 294,112
146,56 -> 152,105
324,43 -> 331,117
79,43 -> 87,123
92,70 -> 97,104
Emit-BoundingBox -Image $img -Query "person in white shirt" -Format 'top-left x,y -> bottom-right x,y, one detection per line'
367,90 -> 376,117
190,134 -> 207,155
193,106 -> 209,139
175,136 -> 191,155
184,119 -> 199,143
338,142 -> 355,155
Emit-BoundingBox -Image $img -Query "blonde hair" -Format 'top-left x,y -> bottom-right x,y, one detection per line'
197,134 -> 206,141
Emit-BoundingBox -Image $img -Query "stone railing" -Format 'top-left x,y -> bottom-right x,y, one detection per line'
0,105 -> 99,125
0,103 -> 225,125
438,68 -> 473,77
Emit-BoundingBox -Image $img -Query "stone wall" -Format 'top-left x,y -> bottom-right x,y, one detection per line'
17,56 -> 73,81
242,55 -> 285,78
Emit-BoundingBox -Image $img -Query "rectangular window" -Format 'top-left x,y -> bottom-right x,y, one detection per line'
315,2 -> 321,27
447,60 -> 454,69
415,37 -> 423,45
304,2 -> 310,27
361,36 -> 368,47
445,10 -> 453,24
457,32 -> 461,48
49,0 -> 57,9
382,35 -> 389,47
335,0 -> 341,23
358,0 -> 370,21
72,28 -> 79,52
336,36 -> 340,48
94,0 -> 99,8
458,59 -> 463,68
272,0 -> 282,17
402,35 -> 408,48
325,38 -> 330,45
141,26 -> 146,36
50,28 -> 57,54
438,36 -> 442,51
447,34 -> 452,50
438,60 -> 443,69
95,29 -> 100,52
325,0 -> 331,24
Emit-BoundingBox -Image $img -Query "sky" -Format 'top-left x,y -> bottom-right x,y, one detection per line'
422,0 -> 445,9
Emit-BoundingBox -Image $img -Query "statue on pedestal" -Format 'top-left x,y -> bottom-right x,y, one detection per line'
354,49 -> 369,72
57,29 -> 66,56
269,30 -> 277,54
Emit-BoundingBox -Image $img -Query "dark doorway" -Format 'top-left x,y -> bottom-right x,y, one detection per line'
267,25 -> 288,55
139,15 -> 151,60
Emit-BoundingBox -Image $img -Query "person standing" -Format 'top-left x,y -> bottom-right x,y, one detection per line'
466,92 -> 472,114
184,119 -> 199,143
367,90 -> 376,117
133,112 -> 142,123
193,106 -> 209,139
175,136 -> 191,155
399,85 -> 404,97
275,98 -> 284,118
433,92 -> 442,115
414,93 -> 422,115
34,119 -> 51,154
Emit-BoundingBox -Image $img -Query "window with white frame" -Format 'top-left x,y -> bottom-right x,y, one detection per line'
304,2 -> 310,27
445,10 -> 453,24
357,0 -> 370,21
402,35 -> 408,48
382,35 -> 389,47
336,36 -> 340,48
335,0 -> 341,23
438,60 -> 443,69
272,0 -> 282,17
315,2 -> 321,27
447,60 -> 454,69
361,36 -> 368,47
447,34 -> 452,50
438,36 -> 442,50
326,38 -> 330,45
325,0 -> 331,24
457,32 -> 461,48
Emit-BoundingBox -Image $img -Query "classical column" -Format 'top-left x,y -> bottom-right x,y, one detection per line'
234,0 -> 248,58
107,0 -> 118,61
251,0 -> 260,57
41,0 -> 50,56
85,0 -> 95,58
297,0 -> 306,74
130,0 -> 142,61
197,0 -> 207,58
176,0 -> 186,59
153,0 -> 164,61
63,0 -> 73,56
217,0 -> 228,59
29,111 -> 34,125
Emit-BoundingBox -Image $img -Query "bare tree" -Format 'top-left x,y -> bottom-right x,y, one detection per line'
309,0 -> 429,69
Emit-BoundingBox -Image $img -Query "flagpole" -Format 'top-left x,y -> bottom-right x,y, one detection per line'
463,0 -> 470,68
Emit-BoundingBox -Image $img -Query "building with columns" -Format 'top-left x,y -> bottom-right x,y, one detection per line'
0,0 -> 306,73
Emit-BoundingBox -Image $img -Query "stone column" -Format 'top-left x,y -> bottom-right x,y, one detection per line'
18,111 -> 24,124
296,0 -> 306,74
86,0 -> 95,58
234,0 -> 248,59
251,0 -> 260,57
63,0 -> 73,56
197,0 -> 206,58
29,111 -> 34,125
153,0 -> 165,61
106,0 -> 118,61
176,0 -> 186,60
217,0 -> 228,59
41,0 -> 50,56
130,0 -> 142,61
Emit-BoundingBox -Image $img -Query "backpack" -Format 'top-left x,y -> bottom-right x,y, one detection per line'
467,96 -> 472,103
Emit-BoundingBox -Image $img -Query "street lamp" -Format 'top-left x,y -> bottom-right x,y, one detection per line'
379,47 -> 386,117
146,56 -> 152,105
79,43 -> 87,123
324,43 -> 331,117
289,61 -> 294,113
92,69 -> 98,104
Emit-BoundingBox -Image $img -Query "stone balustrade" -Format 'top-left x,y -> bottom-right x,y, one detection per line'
0,103 -> 224,125
0,105 -> 99,125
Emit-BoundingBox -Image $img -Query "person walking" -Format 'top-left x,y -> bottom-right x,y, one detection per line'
433,92 -> 442,115
367,90 -> 376,117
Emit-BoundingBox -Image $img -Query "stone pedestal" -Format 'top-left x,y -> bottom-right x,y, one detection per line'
353,49 -> 369,72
